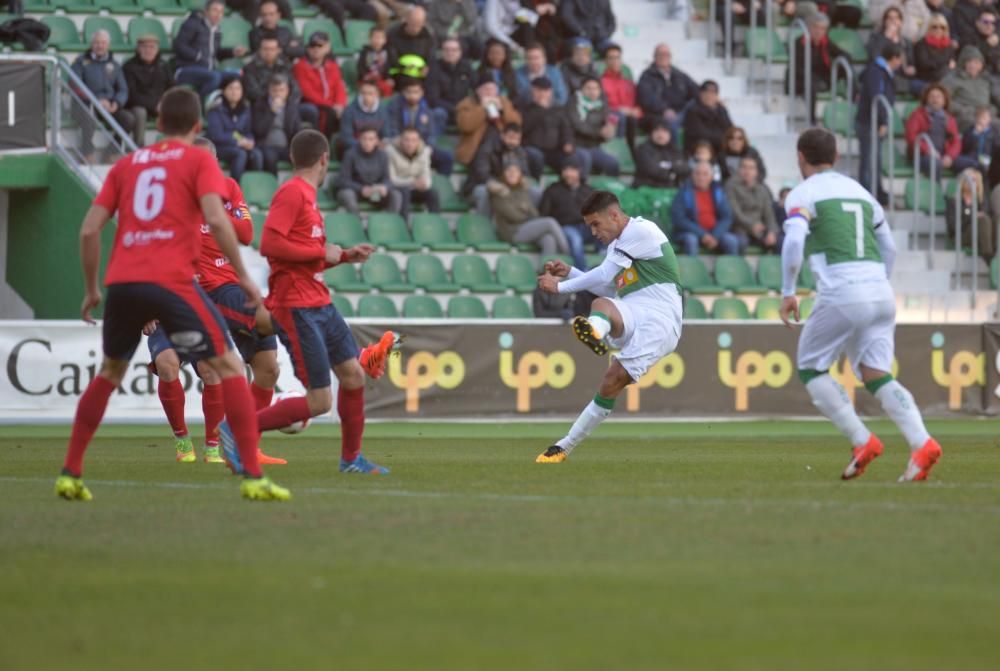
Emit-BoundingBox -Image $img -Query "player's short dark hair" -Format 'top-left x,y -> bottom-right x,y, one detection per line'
158,87 -> 202,136
797,128 -> 837,166
881,43 -> 904,61
581,190 -> 621,217
193,136 -> 217,157
290,129 -> 329,169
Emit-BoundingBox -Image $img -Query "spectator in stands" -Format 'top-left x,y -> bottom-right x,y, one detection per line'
243,36 -> 299,104
857,43 -> 904,204
469,122 -> 531,211
523,1 -> 563,63
539,157 -> 597,268
427,0 -> 482,59
491,163 -> 572,257
358,26 -> 394,98
426,37 -> 475,124
601,44 -> 640,144
945,167 -> 996,262
337,127 -> 403,214
633,119 -> 689,189
566,76 -> 620,177
123,34 -> 173,146
515,43 -> 568,107
670,161 -> 739,256
249,0 -> 304,59
787,12 -> 846,125
868,6 -> 925,96
455,75 -> 521,167
387,5 -> 437,71
206,77 -> 263,182
869,0 -> 932,42
560,38 -> 600,95
522,77 -> 576,177
952,0 -> 993,47
726,156 -> 780,253
689,139 -> 722,181
478,38 -> 519,98
174,0 -> 247,98
386,78 -> 453,174
942,46 -> 998,130
914,13 -> 958,83
962,10 -> 1000,76
774,185 -> 792,229
682,80 -> 733,157
924,0 -> 954,28
719,126 -> 767,182
483,0 -> 538,55
71,30 -> 136,159
293,30 -> 348,138
559,0 -> 616,53
905,83 -> 961,178
636,43 -> 699,135
338,79 -> 391,158
955,107 -> 998,174
387,126 -> 440,216
228,0 -> 290,23
252,73 -> 302,174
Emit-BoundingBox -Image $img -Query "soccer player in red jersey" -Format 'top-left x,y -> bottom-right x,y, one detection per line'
54,87 -> 290,502
219,129 -> 390,475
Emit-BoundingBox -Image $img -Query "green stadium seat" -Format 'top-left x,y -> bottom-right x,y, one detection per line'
250,211 -> 266,248
711,297 -> 751,320
239,172 -> 278,208
800,296 -> 815,319
714,256 -> 766,294
743,27 -> 788,63
434,173 -> 468,212
451,254 -> 504,293
324,263 -> 370,292
55,0 -> 100,14
447,295 -> 488,318
677,256 -> 723,294
287,0 -> 319,15
315,186 -> 336,210
220,16 -> 252,50
756,256 -> 782,291
42,17 -> 84,50
345,19 -> 374,53
128,17 -> 171,50
403,295 -> 444,318
139,0 -> 187,15
358,295 -> 399,318
588,176 -> 627,194
881,140 -> 915,178
904,177 -> 947,215
332,294 -> 354,317
411,213 -> 463,251
754,297 -> 782,320
991,257 -> 999,289
829,28 -> 867,63
456,213 -> 510,251
340,57 -> 358,94
822,100 -> 855,136
302,18 -> 341,51
406,255 -> 460,292
538,254 -> 574,272
171,17 -> 186,40
325,212 -> 368,246
894,101 -> 919,137
366,212 -> 420,251
495,255 -> 537,293
24,0 -> 52,12
96,0 -> 142,14
492,295 -> 533,318
360,254 -> 414,292
83,17 -> 130,52
601,138 -> 635,174
683,296 -> 708,319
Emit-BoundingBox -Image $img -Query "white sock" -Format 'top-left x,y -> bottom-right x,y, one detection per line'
874,380 -> 930,451
805,374 -> 872,447
588,312 -> 611,340
556,398 -> 613,454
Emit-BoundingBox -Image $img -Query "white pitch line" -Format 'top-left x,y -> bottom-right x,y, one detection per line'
3,476 -> 1000,515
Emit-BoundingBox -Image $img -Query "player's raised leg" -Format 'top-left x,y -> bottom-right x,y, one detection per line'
572,297 -> 622,356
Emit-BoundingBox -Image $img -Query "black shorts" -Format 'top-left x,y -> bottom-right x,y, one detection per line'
270,304 -> 359,389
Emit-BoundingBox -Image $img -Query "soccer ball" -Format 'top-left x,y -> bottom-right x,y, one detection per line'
274,390 -> 311,435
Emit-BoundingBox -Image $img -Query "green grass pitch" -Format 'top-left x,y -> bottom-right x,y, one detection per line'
1,420 -> 999,670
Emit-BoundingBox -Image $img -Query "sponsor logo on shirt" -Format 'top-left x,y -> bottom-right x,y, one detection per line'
200,224 -> 210,234
122,229 -> 174,248
131,147 -> 185,164
313,272 -> 325,283
616,268 -> 638,289
311,225 -> 323,238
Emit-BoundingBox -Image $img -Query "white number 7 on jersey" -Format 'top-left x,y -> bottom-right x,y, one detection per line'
841,202 -> 864,258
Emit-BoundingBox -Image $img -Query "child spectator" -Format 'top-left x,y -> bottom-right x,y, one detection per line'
358,26 -> 394,97
336,127 -> 404,214
955,107 -> 998,174
725,156 -> 781,253
633,119 -> 689,189
206,77 -> 263,181
490,163 -> 572,257
689,140 -> 722,182
387,126 -> 440,216
566,76 -> 620,177
905,83 -> 961,179
945,167 -> 996,262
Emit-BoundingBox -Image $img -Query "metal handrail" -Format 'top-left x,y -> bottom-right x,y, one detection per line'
708,0 -> 716,58
724,0 -> 733,74
912,131 -> 938,266
830,56 -> 853,160
953,170 -> 980,308
869,93 -> 895,215
787,18 -> 810,128
764,1 -> 772,106
748,2 -> 757,91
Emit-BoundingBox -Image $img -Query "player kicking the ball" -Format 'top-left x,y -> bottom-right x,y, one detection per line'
779,128 -> 941,482
55,87 -> 289,502
535,191 -> 683,462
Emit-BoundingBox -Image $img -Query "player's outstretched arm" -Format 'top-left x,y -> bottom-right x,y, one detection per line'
547,256 -> 620,296
201,193 -> 261,308
780,222 -> 806,328
79,204 -> 112,324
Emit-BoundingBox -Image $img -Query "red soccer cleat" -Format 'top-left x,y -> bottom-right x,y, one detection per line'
258,450 -> 287,466
359,331 -> 398,379
842,434 -> 884,480
899,438 -> 942,482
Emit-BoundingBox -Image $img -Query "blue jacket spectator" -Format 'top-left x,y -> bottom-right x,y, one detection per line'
71,30 -> 136,156
514,44 -> 568,106
206,77 -> 262,182
670,162 -> 739,256
337,81 -> 392,158
384,79 -> 454,175
173,1 -> 246,97
856,44 -> 903,204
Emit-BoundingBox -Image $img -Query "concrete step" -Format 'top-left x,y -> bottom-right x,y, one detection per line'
892,268 -> 953,294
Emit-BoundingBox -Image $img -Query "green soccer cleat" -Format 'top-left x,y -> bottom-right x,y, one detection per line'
175,437 -> 196,463
203,445 -> 225,464
55,474 -> 93,501
240,477 -> 292,502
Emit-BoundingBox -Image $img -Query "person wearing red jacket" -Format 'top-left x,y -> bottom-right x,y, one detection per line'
293,31 -> 348,138
600,44 -> 640,153
905,83 -> 961,180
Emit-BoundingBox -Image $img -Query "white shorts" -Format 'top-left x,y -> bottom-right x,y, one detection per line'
606,295 -> 683,382
797,298 -> 896,378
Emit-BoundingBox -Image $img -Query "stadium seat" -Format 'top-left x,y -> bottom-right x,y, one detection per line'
495,255 -> 537,293
881,141 -> 915,178
240,172 -> 279,208
456,214 -> 510,252
220,16 -> 252,50
325,212 -> 368,246
332,294 -> 354,317
302,18 -> 341,50
24,0 -> 52,12
538,254 -> 574,272
411,213 -> 464,251
288,0 -> 319,16
822,100 -> 855,136
42,17 -> 84,50
366,212 -> 420,251
96,0 -> 142,14
434,174 -> 469,212
447,295 -> 489,318
677,256 -> 723,294
588,176 -> 627,194
683,296 -> 708,319
800,296 -> 815,319
492,295 -> 533,318
250,211 -> 266,247
340,57 -> 358,95
403,295 -> 444,318
55,0 -> 99,14
754,297 -> 782,320
829,28 -> 867,63
451,254 -> 504,293
128,17 -> 171,49
324,263 -> 370,292
601,138 -> 635,174
139,0 -> 188,15
743,27 -> 788,63
345,19 -> 375,53
83,17 -> 130,52
904,177 -> 947,215
406,255 -> 460,292
992,257 -> 999,289
756,256 -> 782,291
711,297 -> 751,320
714,257 -> 766,294
358,295 -> 399,318
360,254 -> 414,292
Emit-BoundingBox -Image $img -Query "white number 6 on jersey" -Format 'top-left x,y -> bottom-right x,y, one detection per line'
134,167 -> 167,222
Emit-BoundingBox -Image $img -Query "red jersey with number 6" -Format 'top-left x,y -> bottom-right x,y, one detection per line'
196,178 -> 254,291
94,139 -> 228,287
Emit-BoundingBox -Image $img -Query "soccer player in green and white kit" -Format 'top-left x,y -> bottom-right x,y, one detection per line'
536,191 -> 683,462
779,128 -> 942,482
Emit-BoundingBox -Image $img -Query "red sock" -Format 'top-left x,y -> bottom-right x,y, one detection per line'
338,386 -> 365,462
63,376 -> 116,477
201,383 -> 225,447
158,378 -> 188,438
220,377 -> 263,478
250,382 -> 274,411
256,396 -> 311,432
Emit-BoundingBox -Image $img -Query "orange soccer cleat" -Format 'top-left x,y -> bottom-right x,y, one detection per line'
258,450 -> 287,466
359,331 -> 399,379
899,438 -> 942,482
841,434 -> 884,480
